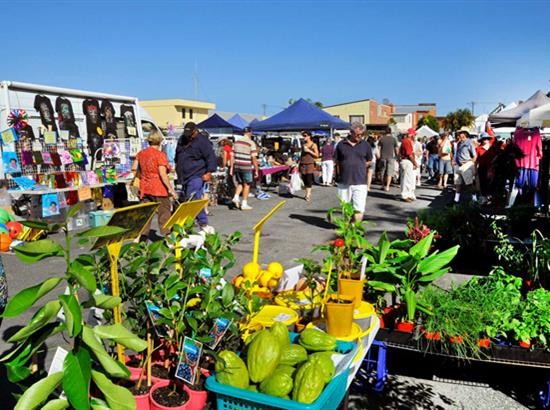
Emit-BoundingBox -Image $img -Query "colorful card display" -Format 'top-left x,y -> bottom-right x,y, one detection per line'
3,152 -> 21,173
206,318 -> 231,349
175,337 -> 203,384
42,193 -> 60,217
1,128 -> 17,145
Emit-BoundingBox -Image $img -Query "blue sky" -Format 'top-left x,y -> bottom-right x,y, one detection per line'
5,0 -> 550,116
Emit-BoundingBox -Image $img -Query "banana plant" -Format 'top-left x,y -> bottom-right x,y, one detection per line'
367,231 -> 459,322
1,204 -> 147,410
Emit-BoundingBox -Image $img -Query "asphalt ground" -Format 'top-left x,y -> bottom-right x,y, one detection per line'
0,179 -> 532,409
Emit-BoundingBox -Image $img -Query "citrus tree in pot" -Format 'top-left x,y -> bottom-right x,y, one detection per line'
317,200 -> 370,307
0,204 -> 147,410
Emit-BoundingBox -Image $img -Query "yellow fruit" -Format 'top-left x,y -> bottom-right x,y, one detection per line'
267,262 -> 284,279
186,297 -> 201,308
259,270 -> 273,287
234,276 -> 244,288
243,262 -> 262,280
267,278 -> 279,288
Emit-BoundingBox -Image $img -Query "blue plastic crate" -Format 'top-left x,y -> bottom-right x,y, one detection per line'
205,332 -> 355,410
89,210 -> 114,227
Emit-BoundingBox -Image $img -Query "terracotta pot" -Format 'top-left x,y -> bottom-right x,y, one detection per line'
337,273 -> 364,308
150,379 -> 190,410
184,385 -> 207,410
396,321 -> 414,333
477,338 -> 491,348
449,336 -> 464,344
424,331 -> 441,341
325,295 -> 354,337
519,340 -> 531,349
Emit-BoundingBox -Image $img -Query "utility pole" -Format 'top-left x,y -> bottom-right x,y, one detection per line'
468,101 -> 475,115
262,104 -> 267,117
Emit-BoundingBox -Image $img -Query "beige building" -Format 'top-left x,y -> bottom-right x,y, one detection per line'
139,98 -> 216,129
323,99 -> 393,129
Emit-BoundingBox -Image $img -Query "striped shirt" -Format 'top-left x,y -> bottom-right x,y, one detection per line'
233,137 -> 257,170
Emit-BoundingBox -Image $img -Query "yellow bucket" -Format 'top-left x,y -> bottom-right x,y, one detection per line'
249,305 -> 299,328
354,301 -> 375,330
324,295 -> 355,337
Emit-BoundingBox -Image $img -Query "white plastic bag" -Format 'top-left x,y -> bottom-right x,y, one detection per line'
290,172 -> 303,194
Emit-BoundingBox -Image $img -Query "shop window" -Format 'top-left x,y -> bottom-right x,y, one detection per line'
181,108 -> 186,119
349,115 -> 364,124
189,109 -> 193,119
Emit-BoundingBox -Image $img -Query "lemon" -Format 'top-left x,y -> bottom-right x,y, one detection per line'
259,270 -> 273,287
234,276 -> 244,288
267,262 -> 284,279
243,262 -> 261,280
267,278 -> 279,288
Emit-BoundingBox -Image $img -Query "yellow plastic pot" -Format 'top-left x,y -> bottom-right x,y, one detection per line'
338,273 -> 365,308
324,295 -> 355,338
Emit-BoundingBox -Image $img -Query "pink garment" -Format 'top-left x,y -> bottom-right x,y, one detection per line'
513,128 -> 542,170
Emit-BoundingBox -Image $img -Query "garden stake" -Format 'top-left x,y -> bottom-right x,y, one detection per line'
107,240 -> 125,362
252,200 -> 286,264
147,332 -> 152,387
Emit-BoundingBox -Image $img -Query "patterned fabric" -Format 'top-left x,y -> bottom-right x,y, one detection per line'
0,256 -> 7,309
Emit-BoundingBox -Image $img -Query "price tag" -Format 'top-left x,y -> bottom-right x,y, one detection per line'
175,337 -> 203,384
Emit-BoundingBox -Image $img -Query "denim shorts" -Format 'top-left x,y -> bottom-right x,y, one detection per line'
235,169 -> 253,184
439,159 -> 453,175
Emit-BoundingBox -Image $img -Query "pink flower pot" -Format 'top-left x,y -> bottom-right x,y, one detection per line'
130,374 -> 152,410
184,385 -> 207,410
149,379 -> 190,410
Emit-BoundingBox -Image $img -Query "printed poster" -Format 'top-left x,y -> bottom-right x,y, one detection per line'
1,128 -> 17,145
3,152 -> 21,174
42,193 -> 60,217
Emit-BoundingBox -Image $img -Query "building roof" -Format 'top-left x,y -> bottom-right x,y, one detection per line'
140,98 -> 215,110
392,104 -> 436,114
324,98 -> 372,108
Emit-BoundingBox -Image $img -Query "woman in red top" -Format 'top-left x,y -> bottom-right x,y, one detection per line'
399,129 -> 419,202
132,131 -> 177,237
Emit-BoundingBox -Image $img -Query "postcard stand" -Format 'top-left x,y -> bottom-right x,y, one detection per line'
163,199 -> 208,277
92,202 -> 160,361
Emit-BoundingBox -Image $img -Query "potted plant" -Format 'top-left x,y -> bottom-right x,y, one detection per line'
319,201 -> 370,307
149,379 -> 190,410
367,231 -> 459,331
292,258 -> 325,331
324,294 -> 355,337
0,204 -> 147,409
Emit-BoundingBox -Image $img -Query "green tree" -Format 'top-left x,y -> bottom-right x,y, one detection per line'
444,109 -> 475,131
288,98 -> 323,108
416,115 -> 440,132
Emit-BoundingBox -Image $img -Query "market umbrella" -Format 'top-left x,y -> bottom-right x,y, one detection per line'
517,102 -> 550,128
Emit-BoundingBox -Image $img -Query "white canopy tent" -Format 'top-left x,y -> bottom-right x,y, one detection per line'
415,125 -> 439,139
517,102 -> 550,128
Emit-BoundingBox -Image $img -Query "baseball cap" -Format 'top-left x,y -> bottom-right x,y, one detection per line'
407,128 -> 416,136
183,122 -> 197,136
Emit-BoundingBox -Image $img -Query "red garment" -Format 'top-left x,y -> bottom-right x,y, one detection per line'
513,128 -> 542,170
136,147 -> 171,198
223,144 -> 232,162
476,137 -> 496,170
400,138 -> 413,159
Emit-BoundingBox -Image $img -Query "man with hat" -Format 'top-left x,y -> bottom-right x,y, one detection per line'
399,128 -> 419,202
175,122 -> 217,227
230,126 -> 259,210
453,129 -> 477,203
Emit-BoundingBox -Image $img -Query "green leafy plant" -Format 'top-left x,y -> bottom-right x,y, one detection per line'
1,204 -> 147,410
367,232 -> 459,322
509,288 -> 550,348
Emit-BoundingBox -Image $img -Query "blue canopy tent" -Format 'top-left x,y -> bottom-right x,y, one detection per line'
251,98 -> 350,132
228,113 -> 249,129
197,113 -> 243,133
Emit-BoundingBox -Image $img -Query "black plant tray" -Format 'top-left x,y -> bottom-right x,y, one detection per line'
375,328 -> 550,368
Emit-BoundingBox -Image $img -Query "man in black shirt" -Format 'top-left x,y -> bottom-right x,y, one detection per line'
334,122 -> 373,222
426,136 -> 440,181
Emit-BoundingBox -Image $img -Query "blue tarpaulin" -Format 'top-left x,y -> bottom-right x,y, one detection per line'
251,99 -> 350,131
228,113 -> 249,129
197,114 -> 243,132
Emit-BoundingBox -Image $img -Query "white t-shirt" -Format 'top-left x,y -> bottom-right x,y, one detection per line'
413,141 -> 423,162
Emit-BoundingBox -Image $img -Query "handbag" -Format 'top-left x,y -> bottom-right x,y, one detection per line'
129,167 -> 141,197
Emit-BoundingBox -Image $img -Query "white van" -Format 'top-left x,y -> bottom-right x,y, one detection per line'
0,80 -> 160,176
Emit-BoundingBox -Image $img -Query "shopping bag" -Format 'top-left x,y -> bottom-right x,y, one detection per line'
290,172 -> 303,194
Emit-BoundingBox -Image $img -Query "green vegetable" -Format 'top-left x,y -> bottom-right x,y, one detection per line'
279,344 -> 308,366
216,351 -> 249,389
308,352 -> 335,383
275,365 -> 295,378
247,330 -> 281,383
298,329 -> 336,352
259,371 -> 293,397
292,361 -> 325,403
270,322 -> 290,348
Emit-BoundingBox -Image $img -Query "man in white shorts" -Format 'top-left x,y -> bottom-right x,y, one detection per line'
334,122 -> 373,222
